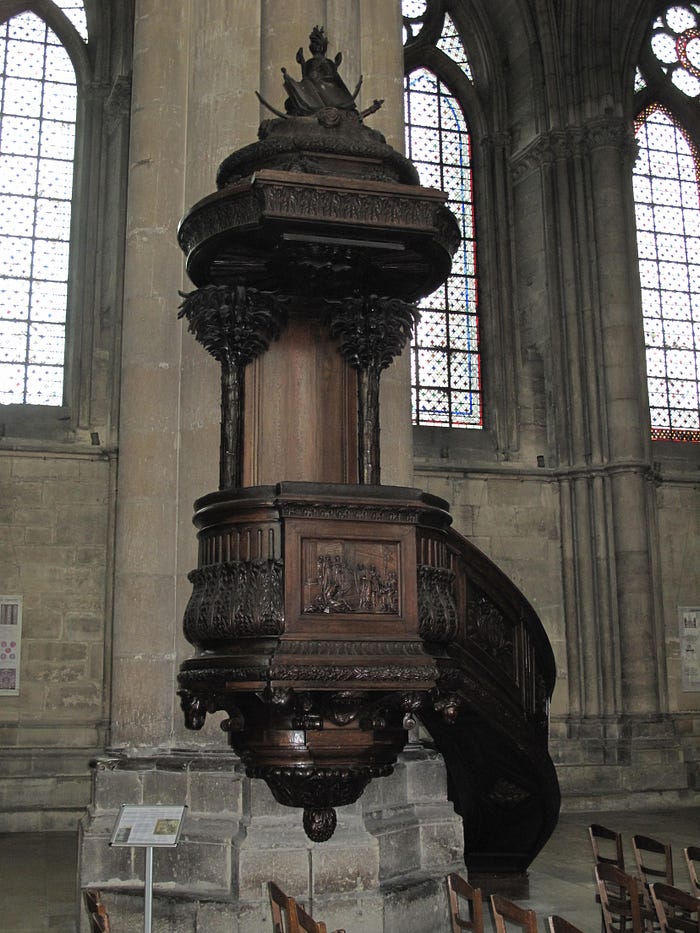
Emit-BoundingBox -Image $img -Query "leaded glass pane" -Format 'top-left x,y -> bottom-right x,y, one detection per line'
436,14 -> 473,81
0,12 -> 77,405
634,105 -> 700,441
646,3 -> 700,100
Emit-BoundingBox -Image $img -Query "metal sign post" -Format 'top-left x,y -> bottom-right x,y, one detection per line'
110,804 -> 186,933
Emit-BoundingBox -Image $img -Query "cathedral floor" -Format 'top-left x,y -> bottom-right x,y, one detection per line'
2,806 -> 698,932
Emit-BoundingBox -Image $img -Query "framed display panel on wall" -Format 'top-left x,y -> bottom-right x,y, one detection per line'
0,595 -> 22,695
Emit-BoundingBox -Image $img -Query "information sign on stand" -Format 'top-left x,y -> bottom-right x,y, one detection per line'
110,805 -> 186,933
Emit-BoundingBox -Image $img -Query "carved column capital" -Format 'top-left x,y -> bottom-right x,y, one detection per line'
326,294 -> 418,371
326,295 -> 418,484
178,284 -> 289,489
178,283 -> 288,364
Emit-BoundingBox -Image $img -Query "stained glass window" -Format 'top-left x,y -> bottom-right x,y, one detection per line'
633,107 -> 700,441
634,2 -> 700,442
648,3 -> 700,97
0,8 -> 79,405
403,7 -> 481,428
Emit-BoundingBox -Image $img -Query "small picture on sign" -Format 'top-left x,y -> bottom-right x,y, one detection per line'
114,826 -> 132,844
0,669 -> 16,691
154,819 -> 180,836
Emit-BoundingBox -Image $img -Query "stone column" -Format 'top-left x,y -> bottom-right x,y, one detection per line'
585,119 -> 667,717
510,117 -> 679,802
110,0 -> 191,748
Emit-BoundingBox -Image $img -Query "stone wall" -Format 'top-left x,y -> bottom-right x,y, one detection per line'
0,449 -> 114,829
416,457 -> 700,806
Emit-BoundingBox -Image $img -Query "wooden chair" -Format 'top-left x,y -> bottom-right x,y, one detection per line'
490,894 -> 538,933
268,882 -> 346,933
84,888 -> 111,933
295,901 -> 328,933
649,882 -> 700,933
590,824 -> 626,871
269,881 -> 301,933
548,916 -> 586,933
633,835 -> 674,888
447,873 -> 484,933
633,834 -> 674,932
595,862 -> 645,933
590,825 -> 628,933
685,848 -> 700,899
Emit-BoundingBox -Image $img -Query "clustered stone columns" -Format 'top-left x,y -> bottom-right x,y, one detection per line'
511,117 -> 669,754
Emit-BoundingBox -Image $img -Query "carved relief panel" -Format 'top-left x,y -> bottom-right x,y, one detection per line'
283,518 -> 418,638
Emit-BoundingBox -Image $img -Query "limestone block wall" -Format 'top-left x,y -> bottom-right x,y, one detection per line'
414,467 -> 565,707
657,473 -> 700,786
0,449 -> 114,830
416,455 -> 700,805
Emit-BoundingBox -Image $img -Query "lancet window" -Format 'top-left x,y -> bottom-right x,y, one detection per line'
0,2 -> 87,406
403,0 -> 481,428
634,2 -> 700,442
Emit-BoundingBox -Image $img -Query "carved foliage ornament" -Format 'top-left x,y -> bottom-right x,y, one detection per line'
326,295 -> 418,371
466,592 -> 514,662
183,559 -> 284,644
417,564 -> 458,642
178,284 -> 288,366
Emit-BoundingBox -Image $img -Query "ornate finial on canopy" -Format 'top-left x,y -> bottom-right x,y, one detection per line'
256,26 -> 383,121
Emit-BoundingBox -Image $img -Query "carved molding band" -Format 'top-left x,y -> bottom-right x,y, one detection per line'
281,640 -> 428,657
279,501 -> 422,522
269,664 -> 439,682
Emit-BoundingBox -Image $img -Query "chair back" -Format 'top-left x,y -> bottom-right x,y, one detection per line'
296,901 -> 328,933
268,882 -> 345,933
633,834 -> 674,887
590,824 -> 626,871
490,894 -> 538,933
84,889 -> 111,933
447,873 -> 485,933
595,862 -> 644,933
269,881 -> 301,933
650,882 -> 700,933
686,847 -> 700,899
548,916 -> 586,933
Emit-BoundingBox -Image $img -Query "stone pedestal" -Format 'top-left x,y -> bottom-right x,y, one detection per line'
78,746 -> 462,932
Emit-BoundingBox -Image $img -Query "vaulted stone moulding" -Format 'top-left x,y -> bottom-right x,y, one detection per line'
176,27 -> 560,874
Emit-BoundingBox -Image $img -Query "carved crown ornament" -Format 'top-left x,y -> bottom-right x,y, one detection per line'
173,27 -> 559,863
